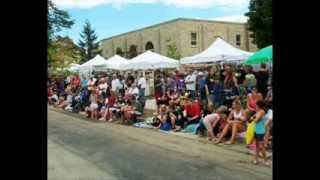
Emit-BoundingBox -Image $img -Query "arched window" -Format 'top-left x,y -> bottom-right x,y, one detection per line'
128,45 -> 138,59
116,47 -> 124,57
145,41 -> 154,51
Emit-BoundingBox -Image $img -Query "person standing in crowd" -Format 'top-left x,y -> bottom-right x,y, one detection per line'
220,64 -> 230,82
249,100 -> 270,166
197,72 -> 207,110
72,74 -> 81,89
184,69 -> 197,100
167,75 -> 176,93
205,67 -> 221,106
111,74 -> 121,95
171,70 -> 178,92
256,63 -> 269,97
137,73 -> 147,98
80,76 -> 88,89
173,70 -> 184,94
247,87 -> 263,115
65,75 -> 71,88
127,83 -> 139,97
244,65 -> 257,93
98,78 -> 108,99
87,77 -> 96,94
224,69 -> 239,108
235,65 -> 246,85
215,100 -> 247,144
126,72 -> 135,87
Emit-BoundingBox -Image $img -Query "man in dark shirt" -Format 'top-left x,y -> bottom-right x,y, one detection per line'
126,72 -> 135,87
220,64 -> 231,82
236,65 -> 246,85
205,67 -> 221,104
256,63 -> 269,97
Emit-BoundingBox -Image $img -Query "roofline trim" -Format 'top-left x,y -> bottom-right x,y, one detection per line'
100,18 -> 247,42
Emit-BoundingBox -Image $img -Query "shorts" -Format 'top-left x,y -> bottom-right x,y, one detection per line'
90,103 -> 98,110
255,134 -> 265,142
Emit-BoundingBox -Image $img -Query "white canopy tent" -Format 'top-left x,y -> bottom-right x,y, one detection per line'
181,37 -> 254,64
78,55 -> 108,71
123,51 -> 180,70
96,54 -> 129,70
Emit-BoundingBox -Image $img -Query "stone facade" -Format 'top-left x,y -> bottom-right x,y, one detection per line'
99,18 -> 258,59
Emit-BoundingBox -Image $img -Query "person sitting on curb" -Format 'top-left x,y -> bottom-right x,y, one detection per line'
214,100 -> 247,144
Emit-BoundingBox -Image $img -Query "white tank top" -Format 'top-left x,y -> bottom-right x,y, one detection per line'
233,110 -> 243,120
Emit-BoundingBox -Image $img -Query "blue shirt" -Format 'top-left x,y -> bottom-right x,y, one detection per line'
81,79 -> 88,88
197,78 -> 206,90
255,112 -> 268,134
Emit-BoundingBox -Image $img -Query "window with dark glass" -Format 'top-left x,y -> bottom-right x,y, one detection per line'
236,34 -> 241,46
191,32 -> 197,46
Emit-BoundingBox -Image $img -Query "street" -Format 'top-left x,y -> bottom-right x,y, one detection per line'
48,107 -> 272,180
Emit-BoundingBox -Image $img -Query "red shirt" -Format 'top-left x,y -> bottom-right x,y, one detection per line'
107,96 -> 116,107
185,101 -> 201,118
73,77 -> 80,87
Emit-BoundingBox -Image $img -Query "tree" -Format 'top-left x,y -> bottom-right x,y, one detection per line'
78,20 -> 102,63
48,0 -> 74,72
245,0 -> 272,49
167,42 -> 181,60
48,0 -> 74,42
48,36 -> 81,70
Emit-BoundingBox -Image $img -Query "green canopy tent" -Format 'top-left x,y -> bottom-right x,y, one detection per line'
243,45 -> 273,65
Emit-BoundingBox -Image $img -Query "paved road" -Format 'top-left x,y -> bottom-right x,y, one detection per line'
48,108 -> 272,180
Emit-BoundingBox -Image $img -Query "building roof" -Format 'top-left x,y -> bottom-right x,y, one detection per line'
100,18 -> 247,42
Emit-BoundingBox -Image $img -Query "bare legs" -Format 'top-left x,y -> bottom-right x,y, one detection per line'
255,140 -> 268,165
214,123 -> 231,144
215,121 -> 244,144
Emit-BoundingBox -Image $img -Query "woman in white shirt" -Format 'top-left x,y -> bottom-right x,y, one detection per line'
215,100 -> 247,144
138,74 -> 147,97
127,83 -> 139,97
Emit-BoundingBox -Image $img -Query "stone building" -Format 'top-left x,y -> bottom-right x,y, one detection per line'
99,18 -> 258,59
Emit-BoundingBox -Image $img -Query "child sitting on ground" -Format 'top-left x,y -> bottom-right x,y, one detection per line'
201,106 -> 228,142
154,105 -> 172,131
120,100 -> 134,125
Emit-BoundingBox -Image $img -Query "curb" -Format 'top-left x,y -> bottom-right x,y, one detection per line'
48,106 -> 272,158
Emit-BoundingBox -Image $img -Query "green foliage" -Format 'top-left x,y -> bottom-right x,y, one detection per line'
245,0 -> 272,48
48,0 -> 74,42
78,20 -> 102,63
167,42 -> 181,60
48,36 -> 81,69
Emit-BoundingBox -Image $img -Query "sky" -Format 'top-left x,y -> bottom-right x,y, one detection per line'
53,0 -> 250,43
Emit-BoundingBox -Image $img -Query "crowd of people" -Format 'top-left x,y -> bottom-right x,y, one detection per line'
48,63 -> 273,166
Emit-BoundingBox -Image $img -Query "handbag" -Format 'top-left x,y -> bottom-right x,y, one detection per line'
245,121 -> 256,145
